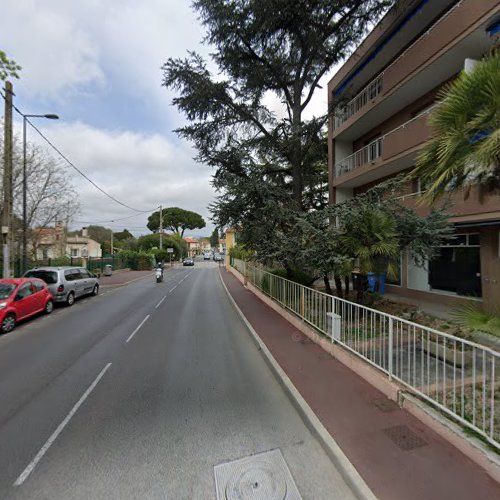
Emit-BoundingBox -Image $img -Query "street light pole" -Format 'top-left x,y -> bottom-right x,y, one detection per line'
159,205 -> 163,250
22,113 -> 59,275
22,116 -> 27,276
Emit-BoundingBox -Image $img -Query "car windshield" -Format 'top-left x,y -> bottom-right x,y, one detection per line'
0,283 -> 16,299
24,270 -> 58,284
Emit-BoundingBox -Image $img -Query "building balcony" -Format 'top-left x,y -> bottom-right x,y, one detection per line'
333,109 -> 433,188
397,188 -> 500,223
331,0 -> 499,140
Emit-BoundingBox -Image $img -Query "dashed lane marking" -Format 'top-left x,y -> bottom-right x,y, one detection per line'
125,315 -> 151,343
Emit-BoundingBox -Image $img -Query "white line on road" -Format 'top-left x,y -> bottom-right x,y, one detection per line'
155,296 -> 167,309
125,315 -> 151,343
13,362 -> 112,487
169,285 -> 177,293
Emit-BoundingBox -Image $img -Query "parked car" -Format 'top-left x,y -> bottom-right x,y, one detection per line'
24,267 -> 99,306
183,258 -> 194,266
213,253 -> 223,262
0,278 -> 53,333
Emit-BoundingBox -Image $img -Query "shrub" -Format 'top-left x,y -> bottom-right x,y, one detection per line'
229,244 -> 254,261
269,267 -> 315,287
117,250 -> 155,270
452,303 -> 500,338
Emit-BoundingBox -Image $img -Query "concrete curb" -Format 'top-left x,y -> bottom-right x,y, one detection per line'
218,270 -> 377,500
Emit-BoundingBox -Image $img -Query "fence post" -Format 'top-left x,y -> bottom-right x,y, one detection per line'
282,278 -> 286,307
388,317 -> 393,380
300,287 -> 305,319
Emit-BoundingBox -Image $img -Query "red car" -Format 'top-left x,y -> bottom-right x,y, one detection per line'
0,278 -> 54,334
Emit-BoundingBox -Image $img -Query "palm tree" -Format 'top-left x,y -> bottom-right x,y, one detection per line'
339,207 -> 399,303
414,51 -> 500,202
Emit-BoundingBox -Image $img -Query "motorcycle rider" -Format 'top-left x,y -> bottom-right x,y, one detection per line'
156,261 -> 164,282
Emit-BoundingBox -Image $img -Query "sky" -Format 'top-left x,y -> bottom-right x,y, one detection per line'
1,0 -> 334,237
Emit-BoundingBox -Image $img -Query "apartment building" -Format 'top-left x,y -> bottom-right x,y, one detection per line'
328,0 -> 500,310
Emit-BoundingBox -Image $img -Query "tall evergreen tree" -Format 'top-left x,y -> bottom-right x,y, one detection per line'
163,0 -> 393,239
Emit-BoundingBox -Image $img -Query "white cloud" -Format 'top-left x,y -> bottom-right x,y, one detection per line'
25,121 -> 217,236
0,0 -> 208,109
1,0 -> 106,100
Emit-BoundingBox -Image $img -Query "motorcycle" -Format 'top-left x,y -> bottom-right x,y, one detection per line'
155,268 -> 163,283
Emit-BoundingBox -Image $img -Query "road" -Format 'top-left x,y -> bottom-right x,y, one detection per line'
0,260 -> 356,499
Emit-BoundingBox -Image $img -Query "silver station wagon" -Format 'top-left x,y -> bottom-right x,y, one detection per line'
24,267 -> 99,306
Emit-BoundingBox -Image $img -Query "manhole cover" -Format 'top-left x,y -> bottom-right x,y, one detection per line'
373,398 -> 399,413
383,425 -> 428,451
214,449 -> 302,500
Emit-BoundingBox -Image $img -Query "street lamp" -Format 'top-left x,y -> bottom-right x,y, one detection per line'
22,113 -> 59,274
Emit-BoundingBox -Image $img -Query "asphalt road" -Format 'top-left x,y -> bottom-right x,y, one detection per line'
0,260 -> 356,499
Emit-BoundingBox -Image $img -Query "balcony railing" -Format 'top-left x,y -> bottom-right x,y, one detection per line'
335,137 -> 383,177
334,74 -> 384,129
332,0 -> 471,131
334,104 -> 437,179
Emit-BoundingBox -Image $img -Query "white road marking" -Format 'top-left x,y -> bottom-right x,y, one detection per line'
13,362 -> 112,487
125,315 -> 150,343
169,285 -> 177,293
155,296 -> 167,309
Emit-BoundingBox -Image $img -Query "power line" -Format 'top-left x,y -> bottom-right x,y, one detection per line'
24,117 -> 158,213
1,88 -> 160,214
73,211 -> 151,225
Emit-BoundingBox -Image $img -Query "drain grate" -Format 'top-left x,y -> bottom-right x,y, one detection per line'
214,449 -> 302,500
373,398 -> 399,413
383,425 -> 428,451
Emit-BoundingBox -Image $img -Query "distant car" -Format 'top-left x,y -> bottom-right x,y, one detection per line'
183,258 -> 194,266
213,253 -> 223,262
203,252 -> 211,260
24,266 -> 99,306
0,278 -> 53,333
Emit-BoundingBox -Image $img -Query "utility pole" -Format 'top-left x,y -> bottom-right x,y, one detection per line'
110,230 -> 114,255
2,81 -> 13,278
159,205 -> 163,250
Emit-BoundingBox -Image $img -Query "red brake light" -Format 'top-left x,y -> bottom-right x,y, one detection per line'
57,284 -> 64,292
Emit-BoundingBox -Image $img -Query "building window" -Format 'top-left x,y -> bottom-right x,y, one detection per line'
42,248 -> 49,260
407,233 -> 482,297
71,248 -> 79,257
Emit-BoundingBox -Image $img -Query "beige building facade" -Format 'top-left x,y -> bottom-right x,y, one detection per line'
32,224 -> 102,260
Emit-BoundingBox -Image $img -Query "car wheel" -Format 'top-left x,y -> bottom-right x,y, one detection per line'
1,314 -> 16,333
66,292 -> 75,307
44,300 -> 54,314
92,284 -> 99,296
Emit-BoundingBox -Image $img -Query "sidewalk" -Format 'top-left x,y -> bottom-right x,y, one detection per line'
98,269 -> 154,287
221,269 -> 500,500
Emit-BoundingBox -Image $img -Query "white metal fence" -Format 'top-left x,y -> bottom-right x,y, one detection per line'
231,258 -> 500,450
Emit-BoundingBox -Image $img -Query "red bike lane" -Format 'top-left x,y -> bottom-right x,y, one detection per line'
221,268 -> 500,500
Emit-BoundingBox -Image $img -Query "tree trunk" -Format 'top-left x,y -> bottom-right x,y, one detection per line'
291,91 -> 303,211
344,275 -> 350,297
323,274 -> 333,295
334,275 -> 343,298
356,274 -> 368,304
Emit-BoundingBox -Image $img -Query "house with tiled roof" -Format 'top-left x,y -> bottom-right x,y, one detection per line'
183,236 -> 200,257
